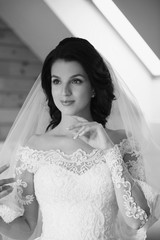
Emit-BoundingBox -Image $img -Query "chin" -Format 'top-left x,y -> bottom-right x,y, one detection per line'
58,104 -> 89,117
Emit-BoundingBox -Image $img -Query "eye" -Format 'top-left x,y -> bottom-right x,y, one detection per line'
71,78 -> 83,84
52,79 -> 61,85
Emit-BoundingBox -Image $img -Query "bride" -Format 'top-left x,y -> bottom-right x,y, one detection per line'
0,37 -> 159,240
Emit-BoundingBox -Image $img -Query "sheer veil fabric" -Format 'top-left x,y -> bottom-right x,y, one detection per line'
0,59 -> 160,240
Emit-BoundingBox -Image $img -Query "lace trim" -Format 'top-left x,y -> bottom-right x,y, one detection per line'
118,137 -> 140,157
118,137 -> 146,181
16,147 -> 44,174
55,148 -> 100,161
16,137 -> 144,177
21,145 -> 100,160
52,149 -> 106,175
104,145 -> 148,228
14,179 -> 34,205
16,146 -> 104,175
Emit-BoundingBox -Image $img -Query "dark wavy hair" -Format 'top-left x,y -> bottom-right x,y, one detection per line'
41,37 -> 116,130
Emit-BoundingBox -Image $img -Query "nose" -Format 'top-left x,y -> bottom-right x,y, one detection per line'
61,84 -> 71,96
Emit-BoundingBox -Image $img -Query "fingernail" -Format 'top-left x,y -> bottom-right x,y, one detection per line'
79,131 -> 84,136
73,134 -> 78,139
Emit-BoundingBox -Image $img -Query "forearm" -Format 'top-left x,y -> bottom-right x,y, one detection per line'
104,145 -> 150,229
113,165 -> 150,229
0,216 -> 33,240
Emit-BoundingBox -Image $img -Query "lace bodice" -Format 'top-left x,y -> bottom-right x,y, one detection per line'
16,146 -> 118,240
0,138 -> 159,240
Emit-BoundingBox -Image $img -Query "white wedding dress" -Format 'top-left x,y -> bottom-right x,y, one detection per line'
0,138 -> 159,240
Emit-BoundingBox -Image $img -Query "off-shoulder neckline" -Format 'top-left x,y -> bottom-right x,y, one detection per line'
18,138 -> 130,159
18,145 -> 102,159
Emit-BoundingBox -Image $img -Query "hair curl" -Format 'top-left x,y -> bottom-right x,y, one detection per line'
41,37 -> 116,130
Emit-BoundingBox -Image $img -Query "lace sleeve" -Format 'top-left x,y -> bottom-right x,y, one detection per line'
118,137 -> 146,181
0,146 -> 39,223
118,138 -> 160,224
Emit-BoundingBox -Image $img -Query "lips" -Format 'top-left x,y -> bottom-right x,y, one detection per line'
60,100 -> 75,106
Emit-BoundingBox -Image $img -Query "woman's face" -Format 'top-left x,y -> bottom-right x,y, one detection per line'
51,59 -> 93,118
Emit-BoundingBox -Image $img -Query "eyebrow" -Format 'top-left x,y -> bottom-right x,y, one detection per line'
51,75 -> 60,79
51,74 -> 86,79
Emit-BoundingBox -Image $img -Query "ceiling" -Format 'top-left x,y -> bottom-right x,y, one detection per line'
0,0 -> 159,61
112,0 -> 160,59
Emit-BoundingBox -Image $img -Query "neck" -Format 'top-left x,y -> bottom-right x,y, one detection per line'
56,113 -> 93,136
60,115 -> 78,131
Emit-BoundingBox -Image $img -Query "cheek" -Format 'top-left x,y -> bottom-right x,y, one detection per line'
79,87 -> 92,102
51,87 -> 60,98
84,85 -> 92,97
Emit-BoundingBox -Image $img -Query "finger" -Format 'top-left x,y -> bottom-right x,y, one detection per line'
1,185 -> 13,191
0,186 -> 13,199
73,126 -> 85,139
78,126 -> 93,137
0,178 -> 16,186
78,129 -> 88,137
77,126 -> 91,137
74,126 -> 92,139
0,164 -> 10,174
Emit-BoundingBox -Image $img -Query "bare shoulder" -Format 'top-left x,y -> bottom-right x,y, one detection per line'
25,131 -> 66,151
25,134 -> 49,150
105,128 -> 127,145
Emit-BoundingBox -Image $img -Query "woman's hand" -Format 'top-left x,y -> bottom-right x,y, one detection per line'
0,164 -> 15,199
68,116 -> 113,150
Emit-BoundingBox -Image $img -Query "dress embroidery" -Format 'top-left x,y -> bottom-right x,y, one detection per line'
0,138 -> 156,240
15,179 -> 34,205
16,146 -> 104,175
104,145 -> 148,228
118,137 -> 146,181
